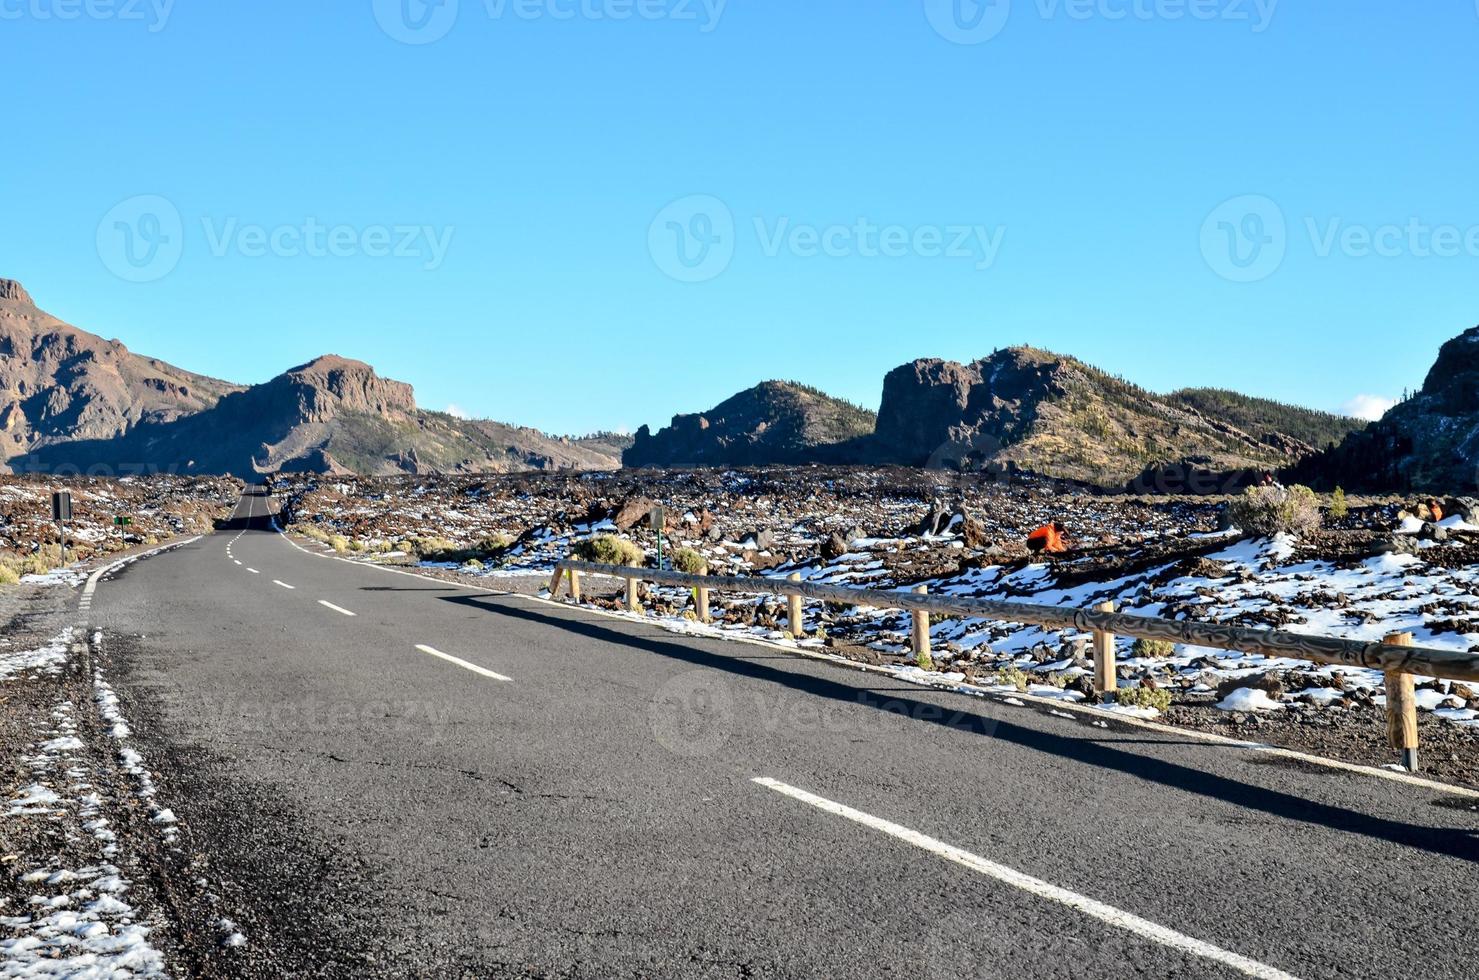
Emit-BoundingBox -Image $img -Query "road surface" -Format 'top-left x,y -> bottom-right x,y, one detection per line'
87,488 -> 1479,978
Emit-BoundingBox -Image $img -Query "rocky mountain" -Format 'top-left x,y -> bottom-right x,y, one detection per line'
865,347 -> 1338,487
624,381 -> 875,468
1165,388 -> 1363,453
17,355 -> 623,477
0,279 -> 243,464
1295,325 -> 1479,492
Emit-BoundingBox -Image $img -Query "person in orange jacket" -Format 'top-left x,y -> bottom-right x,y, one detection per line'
1027,522 -> 1069,554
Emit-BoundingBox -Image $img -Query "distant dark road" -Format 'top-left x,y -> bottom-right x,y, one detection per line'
89,487 -> 1479,979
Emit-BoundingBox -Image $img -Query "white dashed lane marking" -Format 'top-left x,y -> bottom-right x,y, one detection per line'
415,645 -> 512,682
318,600 -> 356,617
751,778 -> 1300,980
273,580 -> 295,590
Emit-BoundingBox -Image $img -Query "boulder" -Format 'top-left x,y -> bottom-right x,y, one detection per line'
959,513 -> 989,549
821,532 -> 849,561
1217,671 -> 1286,702
916,500 -> 950,537
612,497 -> 656,532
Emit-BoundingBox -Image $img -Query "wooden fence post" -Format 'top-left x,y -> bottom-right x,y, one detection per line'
787,572 -> 804,637
696,569 -> 710,624
548,566 -> 566,599
912,584 -> 932,669
1093,601 -> 1117,695
626,575 -> 640,614
569,568 -> 581,603
1384,632 -> 1419,772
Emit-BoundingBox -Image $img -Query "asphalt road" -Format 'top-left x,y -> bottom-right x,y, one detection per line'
89,488 -> 1479,979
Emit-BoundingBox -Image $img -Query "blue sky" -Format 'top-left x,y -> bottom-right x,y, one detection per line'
2,1 -> 1476,435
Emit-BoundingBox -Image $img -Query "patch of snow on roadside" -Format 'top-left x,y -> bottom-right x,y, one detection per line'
1216,688 -> 1287,712
0,630 -> 74,684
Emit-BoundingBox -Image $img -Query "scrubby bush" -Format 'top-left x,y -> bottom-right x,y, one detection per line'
670,547 -> 708,575
0,564 -> 19,586
1115,686 -> 1172,713
462,559 -> 484,571
1228,484 -> 1322,538
993,666 -> 1029,692
474,534 -> 513,555
1329,486 -> 1349,521
329,535 -> 350,554
573,535 -> 645,566
1130,638 -> 1176,658
406,536 -> 462,561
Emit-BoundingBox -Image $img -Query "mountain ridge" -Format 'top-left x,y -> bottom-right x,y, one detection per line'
3,280 -> 623,477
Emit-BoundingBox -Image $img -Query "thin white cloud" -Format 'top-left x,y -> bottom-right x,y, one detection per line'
446,403 -> 473,420
1341,394 -> 1397,421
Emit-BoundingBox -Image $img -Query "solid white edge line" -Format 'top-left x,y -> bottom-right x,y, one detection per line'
415,644 -> 512,682
317,600 -> 357,617
752,777 -> 1302,980
84,535 -> 203,599
273,580 -> 295,590
268,514 -> 1479,800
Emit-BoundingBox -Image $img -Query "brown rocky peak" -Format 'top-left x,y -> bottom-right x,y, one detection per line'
0,279 -> 33,306
279,354 -> 416,419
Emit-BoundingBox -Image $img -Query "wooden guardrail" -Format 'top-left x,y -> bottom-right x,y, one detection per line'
550,560 -> 1479,772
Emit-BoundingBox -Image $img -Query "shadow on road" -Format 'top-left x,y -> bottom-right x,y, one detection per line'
445,593 -> 1479,866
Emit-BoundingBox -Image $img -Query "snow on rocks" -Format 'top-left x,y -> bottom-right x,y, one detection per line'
1216,687 -> 1287,712
1,696 -> 169,977
279,472 -> 1479,728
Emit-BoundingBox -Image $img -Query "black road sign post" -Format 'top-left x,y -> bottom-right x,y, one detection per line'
650,506 -> 665,570
52,491 -> 71,561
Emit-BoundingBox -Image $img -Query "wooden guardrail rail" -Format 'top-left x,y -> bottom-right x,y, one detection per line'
551,560 -> 1479,772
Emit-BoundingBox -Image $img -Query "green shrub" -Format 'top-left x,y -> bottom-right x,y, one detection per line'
670,547 -> 708,575
474,534 -> 513,555
916,649 -> 936,672
329,535 -> 350,554
462,559 -> 485,571
1228,484 -> 1322,537
0,565 -> 19,586
1329,486 -> 1349,520
993,666 -> 1029,692
1115,686 -> 1172,712
407,536 -> 462,561
1130,638 -> 1176,658
573,535 -> 645,566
